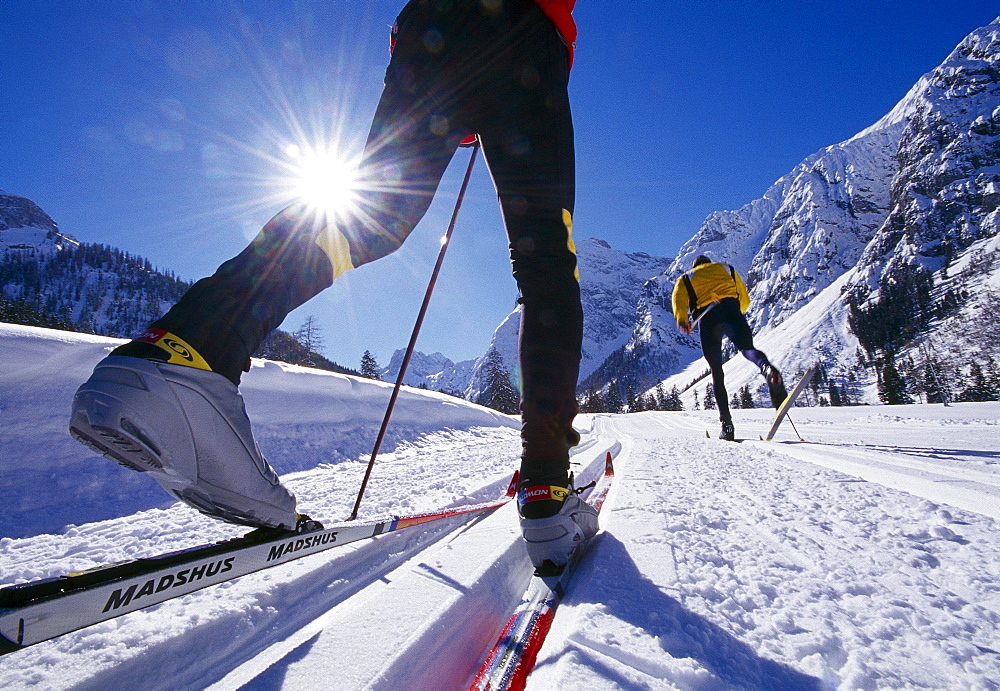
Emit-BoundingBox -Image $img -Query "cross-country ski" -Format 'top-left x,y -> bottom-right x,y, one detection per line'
764,365 -> 818,441
0,476 -> 517,656
471,452 -> 615,691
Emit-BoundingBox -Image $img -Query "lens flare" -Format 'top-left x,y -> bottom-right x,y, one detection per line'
283,144 -> 359,218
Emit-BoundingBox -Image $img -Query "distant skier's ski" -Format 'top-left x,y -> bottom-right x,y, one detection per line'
764,365 -> 817,441
0,474 -> 518,656
471,452 -> 615,691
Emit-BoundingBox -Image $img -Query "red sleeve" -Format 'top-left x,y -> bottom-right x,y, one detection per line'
531,0 -> 577,66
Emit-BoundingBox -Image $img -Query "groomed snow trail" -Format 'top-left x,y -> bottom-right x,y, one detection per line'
529,410 -> 1000,689
1,326 -> 998,689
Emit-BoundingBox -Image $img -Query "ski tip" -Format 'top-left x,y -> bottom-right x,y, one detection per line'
705,430 -> 710,438
506,470 -> 520,498
604,451 -> 614,476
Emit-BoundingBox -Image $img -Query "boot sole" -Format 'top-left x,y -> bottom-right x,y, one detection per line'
70,414 -> 164,474
71,418 -> 285,528
170,487 -> 264,528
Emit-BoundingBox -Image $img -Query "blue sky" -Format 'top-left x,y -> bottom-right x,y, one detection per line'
2,2 -> 996,369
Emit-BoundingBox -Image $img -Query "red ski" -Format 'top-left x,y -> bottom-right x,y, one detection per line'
471,452 -> 615,691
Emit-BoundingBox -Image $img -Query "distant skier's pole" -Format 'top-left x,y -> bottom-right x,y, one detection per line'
787,414 -> 804,441
349,140 -> 480,521
689,301 -> 718,331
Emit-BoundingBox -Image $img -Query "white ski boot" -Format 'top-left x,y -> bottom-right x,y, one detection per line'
518,477 -> 598,575
70,355 -> 298,529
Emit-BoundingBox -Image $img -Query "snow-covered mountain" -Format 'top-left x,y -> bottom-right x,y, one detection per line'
380,348 -> 474,394
605,17 -> 1000,406
463,237 -> 672,400
0,191 -> 191,338
0,190 -> 60,235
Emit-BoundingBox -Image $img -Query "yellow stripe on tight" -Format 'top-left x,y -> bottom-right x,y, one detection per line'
313,227 -> 356,279
563,208 -> 579,282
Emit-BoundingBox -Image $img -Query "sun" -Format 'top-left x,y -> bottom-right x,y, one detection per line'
283,143 -> 359,218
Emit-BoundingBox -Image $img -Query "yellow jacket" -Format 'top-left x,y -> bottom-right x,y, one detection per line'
672,262 -> 750,327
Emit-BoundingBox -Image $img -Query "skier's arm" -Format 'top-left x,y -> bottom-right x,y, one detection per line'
671,280 -> 692,334
734,270 -> 750,312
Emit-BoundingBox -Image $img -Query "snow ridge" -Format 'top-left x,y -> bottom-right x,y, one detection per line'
600,17 -> 1000,403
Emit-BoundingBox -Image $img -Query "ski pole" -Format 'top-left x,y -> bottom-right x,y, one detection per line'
787,414 -> 804,441
349,140 -> 481,521
688,301 -> 718,332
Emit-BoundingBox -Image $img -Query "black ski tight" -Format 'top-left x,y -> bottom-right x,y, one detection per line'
700,298 -> 771,423
150,0 -> 581,478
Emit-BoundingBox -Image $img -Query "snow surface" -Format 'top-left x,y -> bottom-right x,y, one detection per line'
1,323 -> 999,689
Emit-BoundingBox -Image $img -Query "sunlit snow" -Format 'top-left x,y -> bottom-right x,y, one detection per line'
1,323 -> 998,689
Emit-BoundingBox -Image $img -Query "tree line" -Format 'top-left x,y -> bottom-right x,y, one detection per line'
847,257 -> 1000,404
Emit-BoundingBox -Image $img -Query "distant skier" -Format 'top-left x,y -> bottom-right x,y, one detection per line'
69,0 -> 596,571
672,255 -> 787,441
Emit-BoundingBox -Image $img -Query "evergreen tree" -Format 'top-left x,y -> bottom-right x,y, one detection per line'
919,353 -> 950,404
988,359 -> 1000,400
666,386 -> 684,411
847,265 -> 934,355
625,382 -> 639,412
653,383 -> 667,411
739,384 -> 755,409
605,380 -> 624,413
877,353 -> 912,405
360,350 -> 381,380
579,386 -> 602,413
810,362 -> 828,402
703,382 -> 716,410
828,381 -> 843,407
476,349 -> 519,414
957,361 -> 997,402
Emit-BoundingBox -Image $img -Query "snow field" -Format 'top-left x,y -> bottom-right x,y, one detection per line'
1,324 -> 999,688
530,412 -> 1000,689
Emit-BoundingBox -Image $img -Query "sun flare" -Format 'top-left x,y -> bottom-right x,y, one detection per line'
283,143 -> 359,218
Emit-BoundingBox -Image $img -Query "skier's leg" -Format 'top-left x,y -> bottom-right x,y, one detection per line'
740,348 -> 769,370
478,33 -> 579,483
730,312 -> 787,407
71,5 -> 466,529
701,322 -> 732,423
465,1 -> 594,571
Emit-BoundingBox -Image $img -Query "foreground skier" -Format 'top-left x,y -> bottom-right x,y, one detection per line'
70,0 -> 596,570
672,255 -> 788,441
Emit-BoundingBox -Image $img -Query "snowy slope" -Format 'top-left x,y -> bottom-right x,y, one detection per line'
600,18 -> 1000,402
1,323 -> 999,689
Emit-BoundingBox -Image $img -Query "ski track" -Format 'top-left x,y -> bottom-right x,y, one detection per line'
527,411 -> 1000,690
2,378 -> 1000,688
